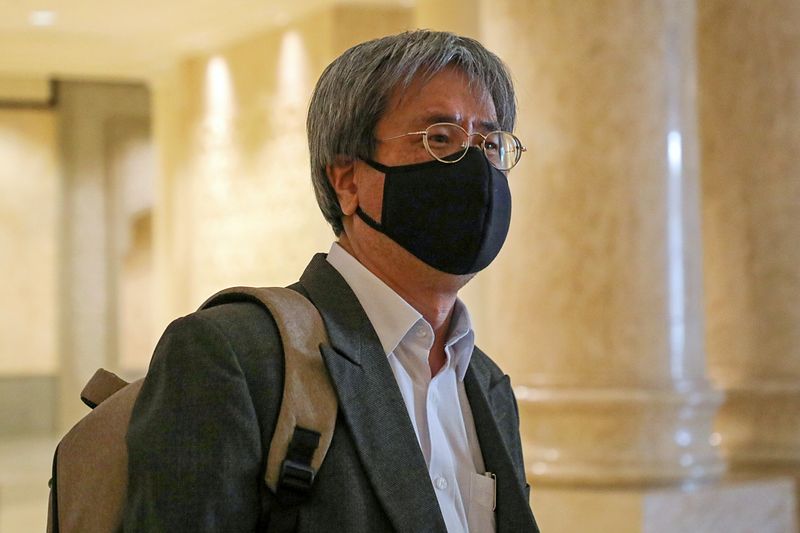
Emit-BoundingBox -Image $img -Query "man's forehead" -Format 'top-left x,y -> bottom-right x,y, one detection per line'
384,67 -> 498,128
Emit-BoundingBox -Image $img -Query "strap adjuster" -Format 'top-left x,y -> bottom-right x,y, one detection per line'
278,459 -> 316,494
275,426 -> 321,502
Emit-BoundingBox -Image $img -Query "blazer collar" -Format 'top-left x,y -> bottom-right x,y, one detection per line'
297,254 -> 447,533
298,254 -> 370,364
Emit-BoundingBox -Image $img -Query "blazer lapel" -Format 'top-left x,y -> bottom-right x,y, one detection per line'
465,354 -> 539,533
297,254 -> 447,533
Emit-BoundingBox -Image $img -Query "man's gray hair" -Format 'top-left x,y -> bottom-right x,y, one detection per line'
307,30 -> 517,236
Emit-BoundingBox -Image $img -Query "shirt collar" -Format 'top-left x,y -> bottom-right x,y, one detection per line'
445,298 -> 475,381
326,243 -> 475,379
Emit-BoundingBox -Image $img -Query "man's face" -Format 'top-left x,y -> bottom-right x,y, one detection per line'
332,66 -> 501,286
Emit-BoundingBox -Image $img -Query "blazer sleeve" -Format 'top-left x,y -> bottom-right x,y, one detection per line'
123,311 -> 264,532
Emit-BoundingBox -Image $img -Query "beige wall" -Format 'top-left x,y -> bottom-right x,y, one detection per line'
0,108 -> 58,375
108,119 -> 156,372
0,78 -> 51,104
152,5 -> 413,323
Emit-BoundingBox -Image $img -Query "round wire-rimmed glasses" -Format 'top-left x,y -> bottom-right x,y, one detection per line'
380,122 -> 527,171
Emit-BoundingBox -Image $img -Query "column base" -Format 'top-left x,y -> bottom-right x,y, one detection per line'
716,380 -> 800,463
516,384 -> 726,485
531,477 -> 796,533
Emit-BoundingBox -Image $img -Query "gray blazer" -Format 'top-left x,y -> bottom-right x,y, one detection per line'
124,254 -> 538,532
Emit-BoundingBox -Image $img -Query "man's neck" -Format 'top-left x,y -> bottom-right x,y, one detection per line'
336,235 -> 459,376
337,236 -> 457,327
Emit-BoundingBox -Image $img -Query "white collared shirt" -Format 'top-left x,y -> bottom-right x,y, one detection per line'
326,243 -> 495,533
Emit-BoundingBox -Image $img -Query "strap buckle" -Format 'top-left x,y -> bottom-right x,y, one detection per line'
278,459 -> 316,495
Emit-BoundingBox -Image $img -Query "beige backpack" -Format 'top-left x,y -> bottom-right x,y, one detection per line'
47,287 -> 337,533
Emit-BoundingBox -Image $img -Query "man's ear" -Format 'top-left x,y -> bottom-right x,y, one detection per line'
327,155 -> 359,216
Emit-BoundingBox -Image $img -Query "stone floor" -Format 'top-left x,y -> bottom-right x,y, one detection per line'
0,435 -> 58,532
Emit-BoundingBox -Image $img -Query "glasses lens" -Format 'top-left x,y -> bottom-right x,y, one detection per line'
484,131 -> 523,170
425,123 -> 469,162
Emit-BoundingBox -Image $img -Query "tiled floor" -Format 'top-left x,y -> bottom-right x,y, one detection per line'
0,435 -> 58,532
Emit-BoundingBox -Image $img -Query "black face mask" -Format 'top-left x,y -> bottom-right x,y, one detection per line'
355,147 -> 512,275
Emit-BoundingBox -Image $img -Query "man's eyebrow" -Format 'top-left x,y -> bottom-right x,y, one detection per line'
415,113 -> 459,128
479,119 -> 501,132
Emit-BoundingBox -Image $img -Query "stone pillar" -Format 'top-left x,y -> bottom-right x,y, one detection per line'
470,1 -> 796,531
698,0 -> 800,496
481,0 -> 721,486
58,82 -> 151,429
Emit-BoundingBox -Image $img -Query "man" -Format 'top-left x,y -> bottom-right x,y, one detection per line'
124,30 -> 538,532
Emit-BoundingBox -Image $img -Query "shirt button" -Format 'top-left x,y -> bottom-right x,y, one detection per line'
415,327 -> 427,338
434,476 -> 448,490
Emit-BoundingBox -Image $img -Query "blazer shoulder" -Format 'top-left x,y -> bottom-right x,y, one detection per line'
194,300 -> 281,343
149,301 -> 283,373
193,300 -> 286,421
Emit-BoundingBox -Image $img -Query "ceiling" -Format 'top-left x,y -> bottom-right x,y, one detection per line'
0,0 -> 403,81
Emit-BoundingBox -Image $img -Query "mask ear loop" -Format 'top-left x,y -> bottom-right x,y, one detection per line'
361,155 -> 455,174
354,206 -> 384,233
354,159 -> 389,233
362,158 -> 391,173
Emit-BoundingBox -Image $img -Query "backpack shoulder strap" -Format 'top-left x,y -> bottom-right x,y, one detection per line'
200,286 -> 337,499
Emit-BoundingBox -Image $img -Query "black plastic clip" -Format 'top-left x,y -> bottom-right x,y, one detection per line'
276,426 -> 321,500
279,459 -> 316,494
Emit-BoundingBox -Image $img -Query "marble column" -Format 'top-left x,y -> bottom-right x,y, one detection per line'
476,0 -> 723,487
58,82 -> 151,430
698,0 -> 800,482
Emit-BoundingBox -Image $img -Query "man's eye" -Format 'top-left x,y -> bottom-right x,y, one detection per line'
484,141 -> 499,152
428,133 -> 451,145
